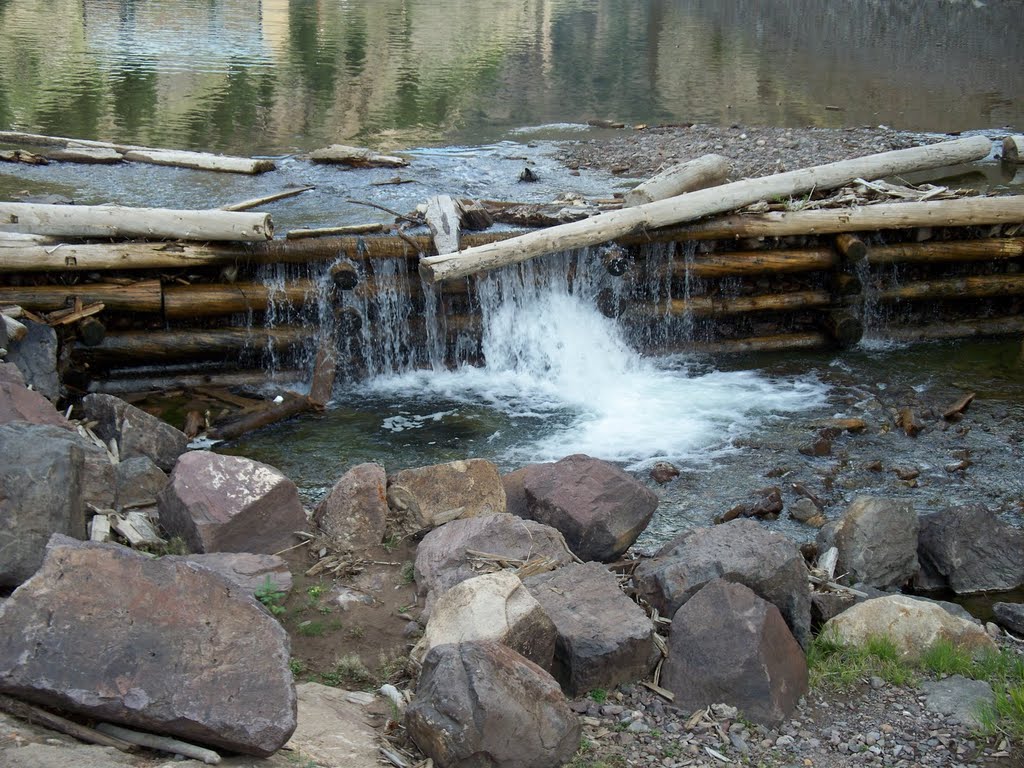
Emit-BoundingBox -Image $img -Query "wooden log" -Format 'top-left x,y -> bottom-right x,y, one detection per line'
877,274 -> 1024,303
43,145 -> 124,164
660,289 -> 834,317
866,237 -> 1024,265
330,262 -> 360,290
883,315 -> 1024,342
0,280 -> 162,313
669,247 -> 838,278
0,203 -> 273,242
2,313 -> 28,342
50,301 -> 103,326
76,316 -> 106,346
600,244 -> 629,276
75,327 -> 309,364
823,309 -> 864,348
835,233 -> 867,263
419,136 -> 993,282
0,149 -> 48,165
684,332 -> 831,355
207,393 -> 312,441
221,186 -> 314,212
0,240 -> 246,272
95,723 -> 221,764
425,195 -> 462,255
456,199 -> 494,230
309,144 -> 408,168
1002,135 -> 1024,164
942,392 -> 976,420
88,370 -> 304,394
0,694 -> 135,752
623,154 -> 731,207
286,223 -> 386,239
163,281 -> 315,319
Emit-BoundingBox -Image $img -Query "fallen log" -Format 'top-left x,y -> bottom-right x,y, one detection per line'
419,136 -> 993,282
0,280 -> 162,312
207,393 -> 312,441
163,280 -> 316,319
0,694 -> 135,752
95,723 -> 220,765
221,186 -> 314,212
309,144 -> 409,168
877,274 -> 1024,302
823,309 -> 864,348
668,247 -> 838,278
660,289 -> 834,317
42,145 -> 124,164
866,237 -> 1024,265
75,327 -> 308,364
623,154 -> 731,207
0,203 -> 273,241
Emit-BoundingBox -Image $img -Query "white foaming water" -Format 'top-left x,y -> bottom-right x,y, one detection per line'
359,253 -> 828,468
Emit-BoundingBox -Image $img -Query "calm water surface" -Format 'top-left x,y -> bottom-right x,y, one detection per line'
1,0 -> 1020,154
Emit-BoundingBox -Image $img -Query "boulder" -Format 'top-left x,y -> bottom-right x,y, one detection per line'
158,450 -> 308,554
916,505 -> 1024,594
167,552 -> 293,595
992,602 -> 1024,635
823,595 -> 996,658
414,513 -> 575,614
81,393 -> 188,472
5,320 -> 59,399
313,462 -> 388,552
0,364 -> 71,428
0,535 -> 296,756
662,579 -> 807,727
406,641 -> 580,768
634,519 -> 811,648
920,676 -> 994,729
283,683 -> 380,768
816,496 -> 919,589
519,453 -> 658,562
388,458 -> 505,532
414,571 -> 556,668
501,465 -> 534,519
524,561 -> 656,696
114,456 -> 168,509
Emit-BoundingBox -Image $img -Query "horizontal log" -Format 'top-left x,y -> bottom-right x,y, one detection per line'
683,332 -> 831,355
883,315 -> 1024,342
0,203 -> 273,241
87,370 -> 305,394
659,289 -> 834,317
877,274 -> 1024,302
669,248 -> 838,278
207,394 -> 312,441
624,154 -> 732,207
163,281 -> 318,319
75,327 -> 309,363
0,280 -> 161,312
0,240 -> 243,272
866,237 -> 1024,265
286,223 -> 387,239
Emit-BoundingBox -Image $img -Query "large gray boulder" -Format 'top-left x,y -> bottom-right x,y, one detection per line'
5,320 -> 59,399
916,505 -> 1024,594
518,453 -> 658,562
388,458 -> 506,533
158,450 -> 308,554
634,519 -> 811,648
0,535 -> 297,756
313,462 -> 388,552
114,455 -> 168,509
414,571 -> 557,669
662,579 -> 807,728
81,393 -> 188,472
406,641 -> 580,768
817,496 -> 919,589
992,602 -> 1024,635
414,513 -> 575,614
524,561 -> 656,696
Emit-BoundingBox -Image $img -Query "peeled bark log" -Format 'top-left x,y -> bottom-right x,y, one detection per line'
221,186 -> 314,212
0,279 -> 162,312
309,144 -> 408,168
877,274 -> 1024,302
163,281 -> 316,319
456,199 -> 494,230
1002,135 -> 1024,164
0,203 -> 273,241
285,223 -> 386,239
425,195 -> 461,255
0,694 -> 136,752
661,289 -> 834,317
419,136 -> 993,282
867,237 -> 1024,265
669,248 -> 838,278
0,240 -> 244,272
75,327 -> 308,364
623,154 -> 731,206
835,234 -> 868,263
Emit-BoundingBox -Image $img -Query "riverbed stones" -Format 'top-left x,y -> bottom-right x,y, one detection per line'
517,453 -> 658,562
387,458 -> 505,533
414,513 -> 575,613
524,561 -> 656,696
662,579 -> 808,727
406,641 -> 581,768
81,393 -> 188,472
414,571 -> 556,668
0,535 -> 297,756
816,496 -> 919,589
157,450 -> 308,554
992,602 -> 1024,635
823,594 -> 996,658
313,462 -> 388,552
634,519 -> 811,648
916,504 -> 1024,594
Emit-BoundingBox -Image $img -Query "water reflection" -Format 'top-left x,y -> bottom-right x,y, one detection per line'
0,0 -> 1020,154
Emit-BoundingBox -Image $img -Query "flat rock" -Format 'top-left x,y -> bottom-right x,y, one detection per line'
414,513 -> 575,614
662,579 -> 808,727
992,602 -> 1024,635
519,453 -> 658,562
313,462 -> 388,552
823,594 -> 996,658
524,561 -> 656,696
916,505 -> 1024,594
406,641 -> 580,768
114,456 -> 168,509
82,393 -> 188,472
634,519 -> 811,648
388,458 -> 505,532
414,570 -> 557,668
0,535 -> 296,756
816,496 -> 919,589
158,450 -> 308,554
166,552 -> 293,595
282,683 -> 380,768
920,675 -> 994,729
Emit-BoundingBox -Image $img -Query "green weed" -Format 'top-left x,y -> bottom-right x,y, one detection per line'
255,575 -> 287,617
589,688 -> 608,704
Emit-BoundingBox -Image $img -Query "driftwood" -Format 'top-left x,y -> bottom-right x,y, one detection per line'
309,144 -> 409,168
95,723 -> 221,764
0,203 -> 273,241
1003,135 -> 1024,164
0,149 -> 48,165
221,186 -> 314,212
286,223 -> 387,239
88,370 -> 304,394
419,136 -> 993,282
207,393 -> 312,441
2,313 -> 28,342
623,154 -> 731,206
425,195 -> 461,255
43,145 -> 124,164
0,693 -> 135,752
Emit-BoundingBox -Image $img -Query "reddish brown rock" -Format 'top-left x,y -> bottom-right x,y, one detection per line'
649,461 -> 680,484
0,363 -> 71,429
312,462 -> 388,552
158,450 -> 308,554
0,535 -> 297,756
388,458 -> 505,532
520,453 -> 658,562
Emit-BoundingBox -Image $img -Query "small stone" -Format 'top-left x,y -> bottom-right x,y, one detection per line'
870,676 -> 886,689
627,721 -> 649,733
776,734 -> 794,747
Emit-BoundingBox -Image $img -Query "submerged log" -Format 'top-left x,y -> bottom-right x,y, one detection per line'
419,136 -> 993,282
0,280 -> 162,312
866,237 -> 1024,265
623,154 -> 731,207
877,274 -> 1024,302
661,289 -> 834,317
309,144 -> 409,168
207,393 -> 312,441
0,203 -> 273,241
668,247 -> 838,278
75,327 -> 308,364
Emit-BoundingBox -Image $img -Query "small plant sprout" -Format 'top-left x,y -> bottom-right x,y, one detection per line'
254,575 -> 286,616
